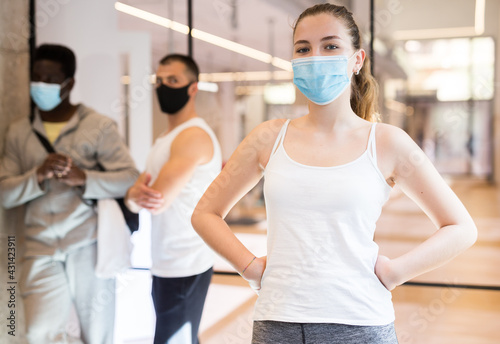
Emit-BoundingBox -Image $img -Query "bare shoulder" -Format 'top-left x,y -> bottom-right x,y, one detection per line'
248,118 -> 287,136
240,118 -> 288,150
376,122 -> 419,154
174,126 -> 212,146
241,118 -> 288,167
375,122 -> 426,184
171,126 -> 213,162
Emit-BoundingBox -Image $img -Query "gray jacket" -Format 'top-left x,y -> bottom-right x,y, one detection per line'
0,104 -> 139,257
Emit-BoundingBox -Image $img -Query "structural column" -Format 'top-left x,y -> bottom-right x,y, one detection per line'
217,81 -> 240,161
0,1 -> 30,343
494,5 -> 500,183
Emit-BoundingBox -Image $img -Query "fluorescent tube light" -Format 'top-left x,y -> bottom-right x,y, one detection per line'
115,2 -> 189,34
115,2 -> 292,71
121,74 -> 219,93
394,27 -> 477,41
199,71 -> 293,83
191,29 -> 272,64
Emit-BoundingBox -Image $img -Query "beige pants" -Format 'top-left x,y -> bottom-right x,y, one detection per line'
20,243 -> 115,344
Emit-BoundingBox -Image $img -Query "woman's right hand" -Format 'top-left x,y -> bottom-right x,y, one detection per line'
375,255 -> 400,291
241,256 -> 267,294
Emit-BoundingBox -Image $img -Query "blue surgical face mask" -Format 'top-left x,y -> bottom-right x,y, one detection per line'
30,79 -> 70,111
292,52 -> 358,105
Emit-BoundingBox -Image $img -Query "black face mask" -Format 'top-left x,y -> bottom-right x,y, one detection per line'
156,83 -> 191,115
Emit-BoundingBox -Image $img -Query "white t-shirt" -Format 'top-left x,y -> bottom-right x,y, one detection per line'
145,117 -> 222,277
255,120 -> 395,325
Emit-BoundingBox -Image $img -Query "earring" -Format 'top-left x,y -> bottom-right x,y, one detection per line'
355,69 -> 360,75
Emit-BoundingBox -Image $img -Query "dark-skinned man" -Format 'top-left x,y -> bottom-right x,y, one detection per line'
0,44 -> 139,344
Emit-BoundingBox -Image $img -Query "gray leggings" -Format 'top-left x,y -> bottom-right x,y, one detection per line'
252,321 -> 398,344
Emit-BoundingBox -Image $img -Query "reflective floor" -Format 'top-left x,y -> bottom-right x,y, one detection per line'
116,177 -> 500,343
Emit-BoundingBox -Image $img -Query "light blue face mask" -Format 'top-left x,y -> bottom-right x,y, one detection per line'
292,53 -> 358,105
30,79 -> 70,111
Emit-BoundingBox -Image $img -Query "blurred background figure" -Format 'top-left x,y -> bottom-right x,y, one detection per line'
125,54 -> 222,344
0,44 -> 139,344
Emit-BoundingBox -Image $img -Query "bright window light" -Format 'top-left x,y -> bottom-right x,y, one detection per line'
263,83 -> 296,104
197,81 -> 219,93
400,37 -> 494,102
404,40 -> 421,52
394,0 -> 485,40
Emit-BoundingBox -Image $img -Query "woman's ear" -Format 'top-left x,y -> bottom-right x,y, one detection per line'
354,49 -> 366,74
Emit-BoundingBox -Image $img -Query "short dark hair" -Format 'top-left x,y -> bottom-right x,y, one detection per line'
159,54 -> 199,82
33,44 -> 76,78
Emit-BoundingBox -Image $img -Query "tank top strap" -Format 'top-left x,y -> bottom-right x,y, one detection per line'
367,122 -> 378,162
270,119 -> 291,156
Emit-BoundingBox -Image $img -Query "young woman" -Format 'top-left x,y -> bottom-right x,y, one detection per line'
192,4 -> 477,343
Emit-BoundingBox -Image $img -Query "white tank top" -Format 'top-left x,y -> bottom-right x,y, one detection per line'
254,119 -> 395,325
145,117 -> 222,277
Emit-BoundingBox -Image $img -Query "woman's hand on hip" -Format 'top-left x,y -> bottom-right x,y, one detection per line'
242,256 -> 267,294
375,255 -> 401,291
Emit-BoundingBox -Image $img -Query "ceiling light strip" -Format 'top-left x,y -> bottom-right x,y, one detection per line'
115,2 -> 292,71
191,29 -> 272,64
199,70 -> 293,83
393,27 -> 477,41
115,2 -> 189,34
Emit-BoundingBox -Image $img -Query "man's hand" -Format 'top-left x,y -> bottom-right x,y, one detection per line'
125,173 -> 164,213
57,164 -> 86,186
36,153 -> 72,184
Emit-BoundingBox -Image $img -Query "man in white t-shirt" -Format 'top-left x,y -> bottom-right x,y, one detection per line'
125,54 -> 222,344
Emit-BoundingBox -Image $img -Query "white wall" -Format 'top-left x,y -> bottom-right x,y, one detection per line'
36,0 -> 152,169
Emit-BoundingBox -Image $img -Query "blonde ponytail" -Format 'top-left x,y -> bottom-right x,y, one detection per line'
351,55 -> 379,122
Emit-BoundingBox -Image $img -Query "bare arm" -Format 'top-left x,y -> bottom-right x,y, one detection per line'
126,126 -> 213,214
375,125 -> 477,290
192,119 -> 285,290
